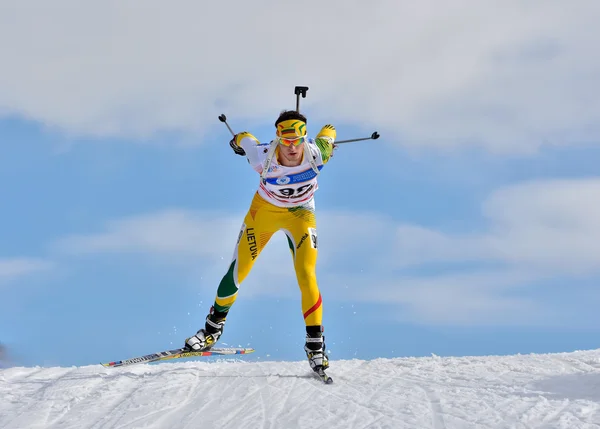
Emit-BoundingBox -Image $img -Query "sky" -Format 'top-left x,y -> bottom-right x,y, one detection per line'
1,0 -> 600,367
3,349 -> 600,428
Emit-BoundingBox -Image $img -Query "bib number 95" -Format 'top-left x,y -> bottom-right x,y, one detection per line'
277,184 -> 314,198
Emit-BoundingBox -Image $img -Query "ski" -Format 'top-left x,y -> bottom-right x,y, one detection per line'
101,346 -> 255,368
313,367 -> 333,384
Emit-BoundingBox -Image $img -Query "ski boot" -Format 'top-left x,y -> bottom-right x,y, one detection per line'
184,309 -> 226,351
304,325 -> 332,383
304,325 -> 330,370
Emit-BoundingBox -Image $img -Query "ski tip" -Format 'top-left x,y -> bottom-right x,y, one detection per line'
313,368 -> 333,384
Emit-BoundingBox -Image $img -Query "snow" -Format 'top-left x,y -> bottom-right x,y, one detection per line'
3,349 -> 600,428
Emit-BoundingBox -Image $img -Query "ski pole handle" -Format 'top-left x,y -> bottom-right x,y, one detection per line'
219,114 -> 246,156
335,132 -> 380,145
218,114 -> 236,137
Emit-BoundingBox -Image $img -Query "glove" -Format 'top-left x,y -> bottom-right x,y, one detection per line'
316,124 -> 336,142
229,136 -> 246,156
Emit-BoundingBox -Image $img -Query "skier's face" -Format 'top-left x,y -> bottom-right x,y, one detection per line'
275,118 -> 307,166
278,141 -> 304,166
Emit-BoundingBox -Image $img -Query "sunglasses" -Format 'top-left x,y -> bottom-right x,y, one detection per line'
278,136 -> 306,147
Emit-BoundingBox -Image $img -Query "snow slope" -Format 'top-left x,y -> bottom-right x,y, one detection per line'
2,349 -> 600,428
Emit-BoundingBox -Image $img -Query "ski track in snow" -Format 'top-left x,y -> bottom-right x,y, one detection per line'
2,350 -> 600,428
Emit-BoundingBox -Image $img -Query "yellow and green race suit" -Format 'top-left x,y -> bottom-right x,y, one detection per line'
213,125 -> 336,327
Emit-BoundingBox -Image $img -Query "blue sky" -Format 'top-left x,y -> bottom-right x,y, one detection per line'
1,1 -> 600,367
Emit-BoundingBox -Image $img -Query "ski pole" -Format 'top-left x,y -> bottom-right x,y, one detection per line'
295,86 -> 309,113
218,114 -> 236,137
335,131 -> 380,145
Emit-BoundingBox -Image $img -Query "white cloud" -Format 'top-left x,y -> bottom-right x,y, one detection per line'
0,258 -> 52,284
55,209 -> 243,261
482,178 -> 600,274
386,178 -> 600,276
1,1 -> 598,152
327,270 -> 547,326
53,208 -> 312,296
317,178 -> 600,325
51,177 -> 600,326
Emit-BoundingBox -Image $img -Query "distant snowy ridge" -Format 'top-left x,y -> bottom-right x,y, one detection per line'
2,349 -> 600,428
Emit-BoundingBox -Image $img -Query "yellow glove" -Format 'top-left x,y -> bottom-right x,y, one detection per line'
314,125 -> 336,162
316,124 -> 336,142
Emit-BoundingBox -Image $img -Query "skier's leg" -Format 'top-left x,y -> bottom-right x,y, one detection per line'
282,206 -> 322,326
185,193 -> 275,351
213,208 -> 274,315
286,226 -> 321,326
282,204 -> 329,370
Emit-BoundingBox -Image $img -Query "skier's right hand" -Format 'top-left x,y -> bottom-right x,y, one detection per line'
230,135 -> 246,156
